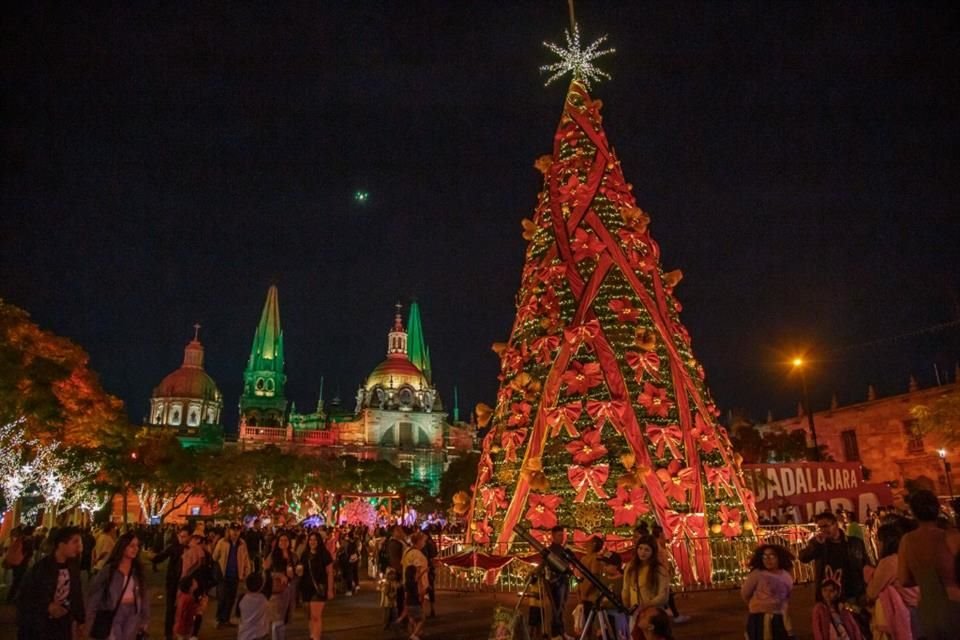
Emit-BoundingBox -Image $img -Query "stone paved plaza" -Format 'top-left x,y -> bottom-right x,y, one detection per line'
1,569 -> 816,640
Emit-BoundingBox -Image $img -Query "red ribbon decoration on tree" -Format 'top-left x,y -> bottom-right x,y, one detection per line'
500,428 -> 528,463
532,334 -> 561,365
705,466 -> 734,498
480,486 -> 508,517
563,319 -> 602,351
664,511 -> 712,586
584,399 -> 628,434
625,350 -> 661,382
567,464 -> 610,502
646,424 -> 684,459
544,402 -> 582,438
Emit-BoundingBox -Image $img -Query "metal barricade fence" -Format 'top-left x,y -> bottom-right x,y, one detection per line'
434,525 -> 816,593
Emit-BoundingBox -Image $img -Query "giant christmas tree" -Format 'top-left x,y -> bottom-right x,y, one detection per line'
467,27 -> 758,586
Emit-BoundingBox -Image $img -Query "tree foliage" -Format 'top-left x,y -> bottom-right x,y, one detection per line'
912,390 -> 960,448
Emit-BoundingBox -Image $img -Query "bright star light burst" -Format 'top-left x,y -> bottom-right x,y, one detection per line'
540,23 -> 615,89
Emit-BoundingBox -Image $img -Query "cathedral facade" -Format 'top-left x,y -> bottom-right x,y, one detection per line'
235,287 -> 475,494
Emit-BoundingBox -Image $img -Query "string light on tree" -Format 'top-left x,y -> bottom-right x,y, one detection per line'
540,23 -> 615,89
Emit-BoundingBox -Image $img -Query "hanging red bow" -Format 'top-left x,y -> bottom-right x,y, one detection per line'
546,402 -> 582,438
691,414 -> 719,453
626,350 -> 661,383
561,360 -> 603,395
567,464 -> 610,502
532,335 -> 561,365
664,510 -> 712,586
507,402 -> 532,429
525,493 -> 561,530
585,400 -> 628,434
646,424 -> 684,459
565,428 -> 608,465
616,227 -> 648,251
705,466 -> 734,498
656,459 -> 696,502
501,428 -> 528,463
719,505 -> 742,538
605,486 -> 650,527
563,319 -> 602,350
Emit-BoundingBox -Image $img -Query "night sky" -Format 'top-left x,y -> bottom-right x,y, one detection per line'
3,2 -> 959,431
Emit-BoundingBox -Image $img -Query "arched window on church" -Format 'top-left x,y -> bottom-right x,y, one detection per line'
170,407 -> 181,425
187,409 -> 200,426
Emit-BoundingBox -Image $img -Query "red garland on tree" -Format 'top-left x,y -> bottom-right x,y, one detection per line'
466,79 -> 758,586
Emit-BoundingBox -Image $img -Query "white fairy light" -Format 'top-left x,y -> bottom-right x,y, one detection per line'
540,23 -> 615,89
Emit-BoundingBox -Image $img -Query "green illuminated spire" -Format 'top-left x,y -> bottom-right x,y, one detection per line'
240,285 -> 288,427
406,301 -> 432,384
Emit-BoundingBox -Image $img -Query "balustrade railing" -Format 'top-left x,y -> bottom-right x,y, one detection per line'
433,525 -> 816,593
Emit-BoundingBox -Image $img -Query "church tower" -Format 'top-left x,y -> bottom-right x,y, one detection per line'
239,285 -> 287,427
406,301 -> 432,385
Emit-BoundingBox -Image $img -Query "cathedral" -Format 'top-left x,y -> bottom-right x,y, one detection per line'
148,285 -> 475,495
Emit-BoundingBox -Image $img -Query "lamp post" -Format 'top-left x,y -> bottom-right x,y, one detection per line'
793,357 -> 820,462
939,448 -> 954,501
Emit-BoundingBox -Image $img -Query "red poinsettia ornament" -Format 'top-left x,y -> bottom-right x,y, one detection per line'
525,493 -> 561,530
562,360 -> 603,395
638,382 -> 672,418
719,505 -> 742,538
656,459 -> 696,502
570,227 -> 606,262
606,486 -> 650,527
565,428 -> 608,465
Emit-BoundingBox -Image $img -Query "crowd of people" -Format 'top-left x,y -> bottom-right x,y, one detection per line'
2,518 -> 444,640
2,490 -> 959,640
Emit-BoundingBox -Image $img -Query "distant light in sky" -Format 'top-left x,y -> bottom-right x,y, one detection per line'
354,190 -> 370,203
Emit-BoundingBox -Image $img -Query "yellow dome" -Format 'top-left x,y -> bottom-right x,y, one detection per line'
365,354 -> 428,391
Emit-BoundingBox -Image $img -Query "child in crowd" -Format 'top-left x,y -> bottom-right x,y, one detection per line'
643,609 -> 674,640
812,570 -> 863,640
174,576 -> 202,640
741,544 -> 794,640
237,572 -> 272,640
379,567 -> 400,629
403,564 -> 426,640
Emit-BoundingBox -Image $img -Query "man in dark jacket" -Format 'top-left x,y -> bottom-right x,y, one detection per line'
799,510 -> 869,602
15,526 -> 85,640
152,526 -> 190,640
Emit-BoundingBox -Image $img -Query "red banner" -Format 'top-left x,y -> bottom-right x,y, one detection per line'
743,462 -> 893,524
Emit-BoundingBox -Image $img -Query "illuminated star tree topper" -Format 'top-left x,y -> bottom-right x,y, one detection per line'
540,22 -> 615,89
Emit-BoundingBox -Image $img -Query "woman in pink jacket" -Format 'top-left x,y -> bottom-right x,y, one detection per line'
865,523 -> 919,640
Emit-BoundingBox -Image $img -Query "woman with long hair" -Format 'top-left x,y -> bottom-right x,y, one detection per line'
622,535 -> 670,640
85,532 -> 150,640
741,544 -> 794,640
264,531 -> 298,634
866,523 -> 919,640
298,532 -> 335,640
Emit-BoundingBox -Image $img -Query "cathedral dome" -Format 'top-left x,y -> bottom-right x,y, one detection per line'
152,337 -> 222,402
365,355 -> 429,391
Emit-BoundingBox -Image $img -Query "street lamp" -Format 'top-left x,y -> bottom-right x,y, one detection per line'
792,357 -> 820,462
939,449 -> 954,501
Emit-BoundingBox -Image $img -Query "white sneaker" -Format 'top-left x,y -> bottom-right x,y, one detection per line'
673,614 -> 691,624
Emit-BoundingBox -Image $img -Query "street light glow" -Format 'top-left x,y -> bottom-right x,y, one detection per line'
792,357 -> 803,368
939,448 -> 947,459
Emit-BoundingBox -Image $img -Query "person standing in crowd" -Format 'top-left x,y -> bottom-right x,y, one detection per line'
800,511 -> 870,603
15,526 -> 85,640
622,535 -> 670,640
866,522 -> 919,640
897,489 -> 960,640
337,530 -> 359,596
92,523 -> 117,574
4,526 -> 33,604
238,572 -> 272,640
153,526 -> 190,640
298,531 -> 334,640
379,567 -> 400,630
213,523 -> 251,629
812,570 -> 863,640
741,544 -> 794,640
264,531 -> 298,638
402,562 -> 426,640
544,525 -> 572,640
651,524 -> 689,624
173,575 -> 203,640
422,526 -> 439,618
386,525 -> 407,617
80,527 -> 96,579
578,535 -> 604,631
243,520 -> 265,573
85,532 -> 150,640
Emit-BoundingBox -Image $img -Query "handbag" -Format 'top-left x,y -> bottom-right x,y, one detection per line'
90,571 -> 133,640
307,555 -> 326,601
